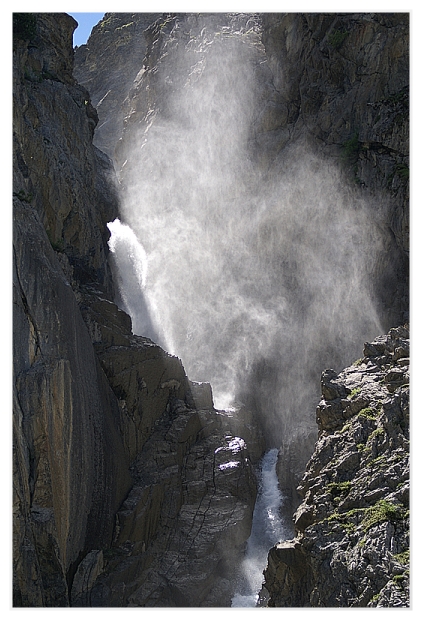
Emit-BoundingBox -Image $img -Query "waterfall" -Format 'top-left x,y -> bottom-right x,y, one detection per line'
231,448 -> 293,607
103,15 -> 389,605
108,13 -> 385,449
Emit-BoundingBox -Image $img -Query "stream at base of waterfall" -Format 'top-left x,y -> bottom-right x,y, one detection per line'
231,448 -> 293,607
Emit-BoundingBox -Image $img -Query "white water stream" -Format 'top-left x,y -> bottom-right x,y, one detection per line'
231,448 -> 293,607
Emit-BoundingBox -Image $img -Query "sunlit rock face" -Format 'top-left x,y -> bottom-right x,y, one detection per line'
73,13 -> 161,158
261,326 -> 409,607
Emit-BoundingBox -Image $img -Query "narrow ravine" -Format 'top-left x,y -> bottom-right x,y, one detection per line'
231,448 -> 293,607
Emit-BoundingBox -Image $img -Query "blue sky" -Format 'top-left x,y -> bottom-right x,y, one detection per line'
69,13 -> 105,47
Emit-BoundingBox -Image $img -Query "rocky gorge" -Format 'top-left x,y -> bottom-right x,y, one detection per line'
13,12 -> 409,607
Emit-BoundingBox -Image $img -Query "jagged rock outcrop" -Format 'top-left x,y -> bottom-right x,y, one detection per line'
13,13 -> 259,607
261,326 -> 409,607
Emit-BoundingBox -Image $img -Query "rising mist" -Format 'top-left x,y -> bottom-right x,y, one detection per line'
108,14 -> 385,447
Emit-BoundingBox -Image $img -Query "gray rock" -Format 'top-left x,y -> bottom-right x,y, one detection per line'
262,327 -> 410,607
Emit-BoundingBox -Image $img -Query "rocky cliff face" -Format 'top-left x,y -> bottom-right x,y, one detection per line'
13,13 -> 259,607
74,12 -> 408,514
73,13 -> 161,158
13,11 -> 409,608
259,13 -> 409,327
261,325 -> 409,607
259,11 -> 409,506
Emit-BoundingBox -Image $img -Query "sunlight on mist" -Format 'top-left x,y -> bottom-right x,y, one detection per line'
107,14 -> 385,445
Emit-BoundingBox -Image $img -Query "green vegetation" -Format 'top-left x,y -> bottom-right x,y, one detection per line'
327,481 -> 352,496
100,16 -> 113,29
357,407 -> 377,421
342,132 -> 360,164
328,29 -> 349,49
329,484 -> 351,505
393,549 -> 410,565
396,164 -> 409,180
368,455 -> 387,468
116,22 -> 134,31
327,507 -> 363,534
384,88 -> 408,105
358,535 -> 367,548
348,387 -> 361,399
325,500 -> 406,536
393,571 -> 409,585
341,131 -> 362,183
339,423 -> 351,434
362,500 -> 405,532
13,13 -> 37,41
46,230 -> 65,252
368,428 -> 385,442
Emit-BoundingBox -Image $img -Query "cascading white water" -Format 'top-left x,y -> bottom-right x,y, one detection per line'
231,448 -> 293,607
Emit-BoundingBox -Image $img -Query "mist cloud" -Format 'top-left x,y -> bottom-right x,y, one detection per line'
108,14 -> 385,446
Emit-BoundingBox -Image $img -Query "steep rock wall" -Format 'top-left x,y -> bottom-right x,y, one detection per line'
13,14 -> 130,605
259,11 -> 409,506
13,11 -> 409,608
74,12 -> 409,514
259,13 -> 409,327
13,13 -> 258,607
73,13 -> 161,158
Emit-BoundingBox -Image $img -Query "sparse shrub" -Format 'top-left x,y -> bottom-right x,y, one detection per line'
348,387 -> 361,399
393,549 -> 410,565
396,164 -> 409,180
327,481 -> 352,496
368,428 -> 385,442
341,132 -> 360,165
368,455 -> 386,468
358,535 -> 366,548
13,190 -> 33,203
46,230 -> 65,252
327,507 -> 363,533
370,593 -> 381,605
362,500 -> 405,532
339,423 -> 351,434
357,407 -> 377,421
393,571 -> 409,586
